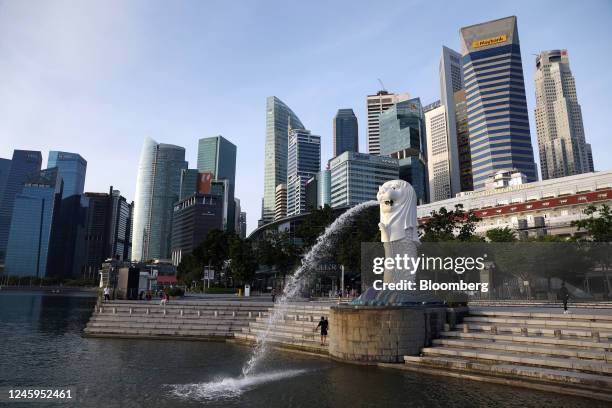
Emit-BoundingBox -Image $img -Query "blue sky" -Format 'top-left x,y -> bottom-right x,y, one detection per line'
0,0 -> 611,233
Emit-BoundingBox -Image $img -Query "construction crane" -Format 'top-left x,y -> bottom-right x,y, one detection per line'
377,78 -> 387,92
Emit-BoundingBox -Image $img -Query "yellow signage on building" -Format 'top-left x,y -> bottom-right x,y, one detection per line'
472,34 -> 507,49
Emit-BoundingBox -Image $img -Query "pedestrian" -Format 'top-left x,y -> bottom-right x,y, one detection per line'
314,316 -> 329,346
559,282 -> 570,314
271,288 -> 276,303
160,292 -> 168,306
103,286 -> 110,302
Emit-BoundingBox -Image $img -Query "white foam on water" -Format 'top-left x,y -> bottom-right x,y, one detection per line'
168,369 -> 309,401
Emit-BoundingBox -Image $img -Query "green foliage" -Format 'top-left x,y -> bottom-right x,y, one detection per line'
229,238 -> 258,284
165,286 -> 184,297
295,205 -> 336,247
572,204 -> 612,242
255,231 -> 300,274
420,204 -> 484,242
486,227 -> 517,242
176,254 -> 202,286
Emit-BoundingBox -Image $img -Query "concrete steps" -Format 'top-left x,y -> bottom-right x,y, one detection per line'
83,300 -> 270,339
403,306 -> 612,401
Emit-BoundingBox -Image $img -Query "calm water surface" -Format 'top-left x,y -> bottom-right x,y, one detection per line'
0,291 -> 605,408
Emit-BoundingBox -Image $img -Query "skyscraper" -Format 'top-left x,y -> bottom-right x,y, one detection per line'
47,151 -> 87,198
286,129 -> 321,216
197,135 -> 237,229
333,109 -> 358,157
329,152 -> 399,208
534,49 -> 593,179
274,183 -> 287,220
132,137 -> 187,262
438,46 -> 464,197
0,150 -> 42,261
460,16 -> 537,189
239,211 -> 247,239
261,96 -> 305,224
379,98 -> 428,203
317,169 -> 331,208
0,158 -> 11,201
4,168 -> 62,277
425,103 -> 452,202
454,90 -> 474,192
366,90 -> 410,155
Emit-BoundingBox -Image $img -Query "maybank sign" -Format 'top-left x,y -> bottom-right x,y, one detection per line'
472,34 -> 507,49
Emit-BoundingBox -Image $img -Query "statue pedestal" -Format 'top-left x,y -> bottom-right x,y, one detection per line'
329,305 -> 446,363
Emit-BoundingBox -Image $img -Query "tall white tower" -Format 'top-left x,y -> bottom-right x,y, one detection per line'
534,49 -> 593,180
366,90 -> 410,155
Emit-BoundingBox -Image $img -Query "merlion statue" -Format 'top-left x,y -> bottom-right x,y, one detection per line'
353,180 -> 441,305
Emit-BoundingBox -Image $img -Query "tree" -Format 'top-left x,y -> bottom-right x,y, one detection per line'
295,205 -> 336,248
229,238 -> 258,285
177,254 -> 202,287
420,204 -> 483,242
572,204 -> 612,242
486,227 -> 517,242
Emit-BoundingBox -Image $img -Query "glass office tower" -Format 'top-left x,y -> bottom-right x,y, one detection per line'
286,129 -> 321,216
4,168 -> 63,277
261,96 -> 305,224
0,150 -> 42,261
197,135 -> 237,230
333,109 -> 359,157
379,98 -> 428,203
132,137 -> 187,261
47,151 -> 87,198
460,16 -> 537,189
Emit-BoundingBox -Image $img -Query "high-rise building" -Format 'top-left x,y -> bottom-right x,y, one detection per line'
534,49 -> 593,179
454,90 -> 474,192
274,183 -> 287,220
234,198 -> 241,236
366,90 -> 410,155
305,176 -> 318,210
0,150 -> 42,261
132,137 -> 187,262
426,103 -> 452,202
4,168 -> 62,277
197,135 -> 237,228
0,158 -> 11,201
439,46 -> 465,197
317,169 -> 331,208
80,188 -> 133,279
170,192 -> 224,266
379,98 -> 428,203
287,129 -> 321,216
329,152 -> 399,208
333,109 -> 358,157
47,151 -> 87,198
239,211 -> 247,239
261,96 -> 305,224
460,16 -> 537,189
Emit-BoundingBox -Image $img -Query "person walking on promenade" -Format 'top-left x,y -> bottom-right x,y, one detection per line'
160,292 -> 168,306
559,282 -> 571,314
271,288 -> 276,303
103,287 -> 110,302
314,316 -> 329,346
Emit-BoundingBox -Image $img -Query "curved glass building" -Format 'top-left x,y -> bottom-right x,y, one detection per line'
132,137 -> 187,261
261,96 -> 305,224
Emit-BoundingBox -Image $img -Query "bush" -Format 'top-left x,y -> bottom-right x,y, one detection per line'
165,287 -> 185,297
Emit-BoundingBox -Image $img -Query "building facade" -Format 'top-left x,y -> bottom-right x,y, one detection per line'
239,211 -> 247,239
80,188 -> 133,279
197,135 -> 237,228
0,150 -> 42,262
418,170 -> 612,238
439,46 -> 465,197
425,104 -> 452,202
460,16 -> 537,189
132,137 -> 187,261
286,129 -> 321,217
47,151 -> 87,198
454,90 -> 474,192
0,158 -> 11,203
366,90 -> 411,155
534,49 -> 593,180
379,98 -> 428,203
329,151 -> 399,208
4,168 -> 62,277
170,193 -> 224,266
261,96 -> 305,224
333,109 -> 359,157
317,169 -> 331,208
275,183 -> 287,220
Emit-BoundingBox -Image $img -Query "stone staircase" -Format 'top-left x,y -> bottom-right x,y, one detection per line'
84,300 -> 272,340
233,302 -> 332,354
402,307 -> 612,401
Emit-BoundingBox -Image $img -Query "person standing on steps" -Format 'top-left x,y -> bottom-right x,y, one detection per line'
103,286 -> 110,302
271,288 -> 276,303
314,316 -> 329,346
559,282 -> 570,314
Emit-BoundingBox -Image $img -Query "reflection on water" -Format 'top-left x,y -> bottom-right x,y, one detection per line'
0,291 -> 607,408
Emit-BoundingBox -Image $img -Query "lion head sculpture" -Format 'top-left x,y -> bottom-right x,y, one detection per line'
376,180 -> 419,243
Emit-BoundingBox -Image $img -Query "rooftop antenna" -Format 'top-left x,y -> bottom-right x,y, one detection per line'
377,78 -> 387,92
